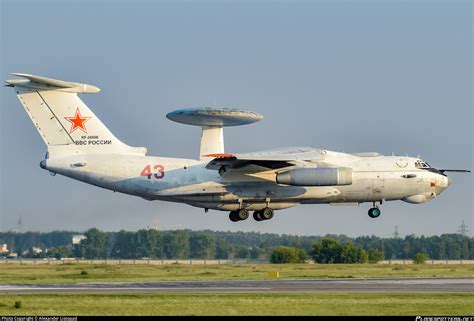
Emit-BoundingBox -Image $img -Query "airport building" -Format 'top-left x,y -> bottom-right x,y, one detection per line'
72,235 -> 86,256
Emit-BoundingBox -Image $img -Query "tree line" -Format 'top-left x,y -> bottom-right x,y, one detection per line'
270,239 -> 385,264
0,229 -> 472,261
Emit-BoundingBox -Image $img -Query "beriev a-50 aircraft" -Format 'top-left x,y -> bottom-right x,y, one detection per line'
5,74 -> 470,222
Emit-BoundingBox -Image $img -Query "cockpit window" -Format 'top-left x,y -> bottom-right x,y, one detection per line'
415,160 -> 431,168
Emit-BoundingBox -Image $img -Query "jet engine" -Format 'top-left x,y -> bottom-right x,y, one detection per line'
276,167 -> 352,186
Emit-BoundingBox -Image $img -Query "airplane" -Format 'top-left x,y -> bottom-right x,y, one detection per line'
5,73 -> 470,222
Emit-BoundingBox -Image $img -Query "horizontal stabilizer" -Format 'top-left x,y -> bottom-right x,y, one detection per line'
5,73 -> 100,94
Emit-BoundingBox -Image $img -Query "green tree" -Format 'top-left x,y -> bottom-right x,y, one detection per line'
164,231 -> 190,259
133,229 -> 164,259
234,246 -> 251,259
133,230 -> 150,258
48,246 -> 72,259
340,243 -> 368,263
312,239 -> 369,264
2,230 -> 473,261
149,230 -> 165,259
311,238 -> 342,263
80,228 -> 108,259
110,230 -> 134,258
460,238 -> 470,260
250,247 -> 264,260
426,236 -> 441,259
446,240 -> 461,259
189,232 -> 215,259
438,237 -> 447,259
270,246 -> 307,264
413,252 -> 428,264
470,239 -> 474,260
368,248 -> 384,263
215,239 -> 232,259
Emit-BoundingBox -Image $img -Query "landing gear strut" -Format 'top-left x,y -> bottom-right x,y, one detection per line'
229,209 -> 249,222
253,208 -> 274,221
368,201 -> 381,218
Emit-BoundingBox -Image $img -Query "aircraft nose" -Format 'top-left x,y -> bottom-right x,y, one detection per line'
435,174 -> 450,195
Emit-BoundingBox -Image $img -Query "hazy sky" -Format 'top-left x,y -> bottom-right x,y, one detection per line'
1,0 -> 472,237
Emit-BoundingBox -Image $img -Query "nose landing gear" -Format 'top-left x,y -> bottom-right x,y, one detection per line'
368,207 -> 381,218
368,201 -> 382,218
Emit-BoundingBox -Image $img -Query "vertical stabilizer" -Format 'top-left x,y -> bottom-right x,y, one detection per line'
6,73 -> 147,157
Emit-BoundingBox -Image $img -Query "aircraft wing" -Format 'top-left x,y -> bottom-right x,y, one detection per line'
205,147 -> 325,170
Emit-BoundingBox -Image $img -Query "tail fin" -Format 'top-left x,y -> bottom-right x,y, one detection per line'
6,73 -> 146,157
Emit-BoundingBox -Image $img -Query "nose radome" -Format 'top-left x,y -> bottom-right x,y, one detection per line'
437,175 -> 450,188
434,175 -> 450,196
447,176 -> 452,186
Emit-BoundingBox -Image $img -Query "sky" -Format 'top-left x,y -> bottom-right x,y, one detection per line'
0,0 -> 472,237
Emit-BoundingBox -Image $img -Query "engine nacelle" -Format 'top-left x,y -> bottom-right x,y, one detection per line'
276,167 -> 353,186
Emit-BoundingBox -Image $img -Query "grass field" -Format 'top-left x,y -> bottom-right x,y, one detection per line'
0,293 -> 472,315
0,263 -> 473,285
1,264 -> 472,316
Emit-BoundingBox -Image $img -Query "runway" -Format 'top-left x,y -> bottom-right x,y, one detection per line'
1,277 -> 472,294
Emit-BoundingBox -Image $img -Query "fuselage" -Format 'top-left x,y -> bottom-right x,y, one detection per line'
41,149 -> 450,211
7,73 -> 465,222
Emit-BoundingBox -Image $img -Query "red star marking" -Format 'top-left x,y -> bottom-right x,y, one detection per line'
64,108 -> 91,134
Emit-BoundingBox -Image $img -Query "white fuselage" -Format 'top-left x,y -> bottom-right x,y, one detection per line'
7,73 -> 462,221
41,149 -> 450,212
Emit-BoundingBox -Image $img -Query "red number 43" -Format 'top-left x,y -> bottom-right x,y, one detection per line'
140,164 -> 165,180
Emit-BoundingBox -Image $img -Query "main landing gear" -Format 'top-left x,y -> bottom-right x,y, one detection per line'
368,201 -> 382,218
253,208 -> 274,222
229,209 -> 249,222
229,208 -> 274,222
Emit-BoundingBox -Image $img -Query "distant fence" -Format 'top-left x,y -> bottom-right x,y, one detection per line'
0,259 -> 269,265
379,259 -> 474,265
1,259 -> 474,265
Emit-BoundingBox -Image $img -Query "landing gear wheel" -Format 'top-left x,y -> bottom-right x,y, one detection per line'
368,207 -> 381,218
261,208 -> 274,220
237,209 -> 249,221
229,211 -> 240,222
230,209 -> 249,222
253,211 -> 264,221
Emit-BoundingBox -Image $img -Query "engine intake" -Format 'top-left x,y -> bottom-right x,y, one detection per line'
276,167 -> 352,186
